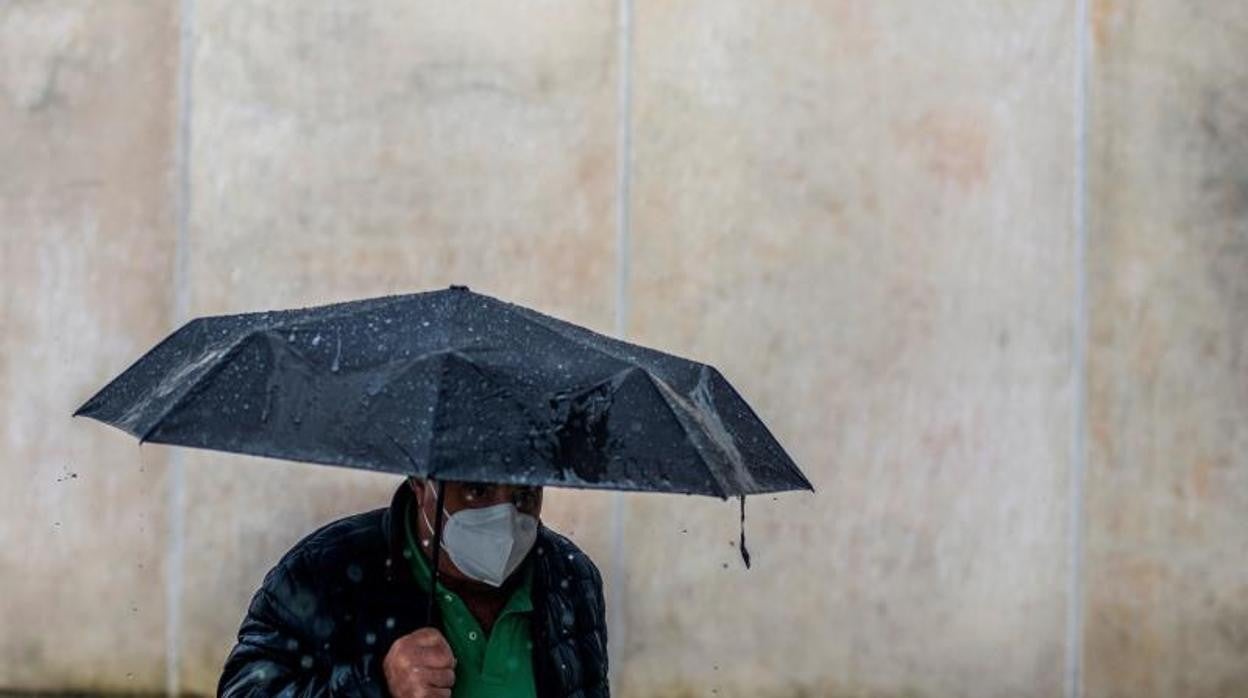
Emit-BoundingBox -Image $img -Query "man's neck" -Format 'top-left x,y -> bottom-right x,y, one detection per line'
428,553 -> 520,635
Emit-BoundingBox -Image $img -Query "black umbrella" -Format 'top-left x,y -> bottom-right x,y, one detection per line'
75,285 -> 813,622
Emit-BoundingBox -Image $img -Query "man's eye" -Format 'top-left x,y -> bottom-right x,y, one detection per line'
465,484 -> 491,500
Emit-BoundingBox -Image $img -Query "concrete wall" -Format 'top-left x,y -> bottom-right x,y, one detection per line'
2,2 -> 178,691
2,1 -> 1245,696
1084,2 -> 1248,696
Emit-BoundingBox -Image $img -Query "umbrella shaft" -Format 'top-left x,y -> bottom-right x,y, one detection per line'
426,479 -> 447,628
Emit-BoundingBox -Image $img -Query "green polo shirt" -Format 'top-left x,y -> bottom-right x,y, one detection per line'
402,500 -> 537,698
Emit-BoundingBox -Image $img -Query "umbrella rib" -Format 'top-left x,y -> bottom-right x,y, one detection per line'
135,331 -> 259,443
199,291 -> 423,330
639,370 -> 731,500
701,366 -> 815,493
421,351 -> 451,482
371,350 -> 484,479
382,429 -> 426,477
74,317 -> 202,418
422,288 -> 474,481
494,301 -> 660,370
259,292 -> 428,338
448,351 -> 546,426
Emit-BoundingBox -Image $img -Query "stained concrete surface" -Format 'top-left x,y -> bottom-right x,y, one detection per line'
173,1 -> 620,690
1,2 -> 179,692
618,2 -> 1075,696
4,1 -> 1248,696
1084,2 -> 1248,696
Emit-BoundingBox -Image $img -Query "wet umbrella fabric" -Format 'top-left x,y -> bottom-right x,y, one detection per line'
75,285 -> 812,498
74,286 -> 814,617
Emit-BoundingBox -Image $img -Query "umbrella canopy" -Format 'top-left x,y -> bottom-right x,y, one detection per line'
75,285 -> 813,499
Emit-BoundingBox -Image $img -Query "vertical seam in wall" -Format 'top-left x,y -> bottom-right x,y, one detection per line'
1065,0 -> 1090,696
168,0 -> 195,694
609,0 -> 634,691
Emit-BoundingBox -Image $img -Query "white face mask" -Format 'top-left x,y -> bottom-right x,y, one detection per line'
421,482 -> 539,587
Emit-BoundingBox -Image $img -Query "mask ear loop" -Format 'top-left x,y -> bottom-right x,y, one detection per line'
425,478 -> 448,629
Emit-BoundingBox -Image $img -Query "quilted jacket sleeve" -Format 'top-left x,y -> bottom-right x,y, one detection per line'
217,553 -> 384,698
586,550 -> 610,696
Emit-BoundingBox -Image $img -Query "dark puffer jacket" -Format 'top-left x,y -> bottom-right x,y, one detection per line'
218,483 -> 609,697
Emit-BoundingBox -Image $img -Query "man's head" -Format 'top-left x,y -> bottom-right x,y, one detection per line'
407,477 -> 543,588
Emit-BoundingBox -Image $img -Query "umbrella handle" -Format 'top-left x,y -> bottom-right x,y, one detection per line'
425,479 -> 447,628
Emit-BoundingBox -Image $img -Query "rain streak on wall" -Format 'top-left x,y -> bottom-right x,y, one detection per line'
1,1 -> 1246,697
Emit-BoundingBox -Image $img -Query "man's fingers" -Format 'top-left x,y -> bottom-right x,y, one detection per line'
383,629 -> 459,698
407,628 -> 455,669
415,667 -> 456,688
419,645 -> 456,670
410,627 -> 447,646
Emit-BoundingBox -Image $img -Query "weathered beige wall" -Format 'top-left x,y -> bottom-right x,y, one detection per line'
0,2 -> 178,692
174,0 -> 621,691
3,1 -> 1247,697
620,3 -> 1076,696
1084,2 -> 1248,696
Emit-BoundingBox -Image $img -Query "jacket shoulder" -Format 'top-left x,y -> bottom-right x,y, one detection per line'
266,506 -> 389,588
536,525 -> 602,579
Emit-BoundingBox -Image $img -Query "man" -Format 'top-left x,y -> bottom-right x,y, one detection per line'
218,478 -> 609,697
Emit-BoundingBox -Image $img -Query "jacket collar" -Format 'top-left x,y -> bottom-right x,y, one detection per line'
381,480 -> 417,587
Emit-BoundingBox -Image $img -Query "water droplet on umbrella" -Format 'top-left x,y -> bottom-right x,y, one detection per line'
300,655 -> 314,669
364,632 -> 376,645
